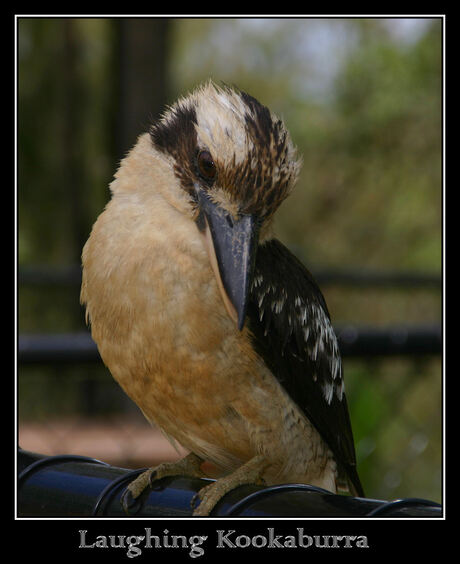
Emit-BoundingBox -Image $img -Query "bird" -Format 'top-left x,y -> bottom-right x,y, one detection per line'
80,80 -> 365,516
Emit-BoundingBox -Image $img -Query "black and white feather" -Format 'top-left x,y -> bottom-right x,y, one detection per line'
248,238 -> 364,497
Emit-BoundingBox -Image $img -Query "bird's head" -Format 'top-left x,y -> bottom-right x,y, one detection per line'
114,81 -> 301,330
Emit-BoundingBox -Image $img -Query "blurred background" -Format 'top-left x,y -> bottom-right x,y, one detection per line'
17,17 -> 443,504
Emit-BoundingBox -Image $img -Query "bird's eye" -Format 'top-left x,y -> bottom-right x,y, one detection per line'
197,150 -> 216,181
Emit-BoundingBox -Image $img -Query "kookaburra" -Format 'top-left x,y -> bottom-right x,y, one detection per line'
81,81 -> 364,516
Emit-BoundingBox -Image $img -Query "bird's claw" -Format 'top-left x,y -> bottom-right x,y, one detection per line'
121,454 -> 207,516
190,491 -> 201,512
120,467 -> 156,515
121,486 -> 143,515
190,481 -> 223,516
191,455 -> 269,516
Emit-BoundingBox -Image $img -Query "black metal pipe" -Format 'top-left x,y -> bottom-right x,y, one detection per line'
17,325 -> 442,365
18,333 -> 100,364
18,264 -> 442,289
17,449 -> 442,518
335,323 -> 442,357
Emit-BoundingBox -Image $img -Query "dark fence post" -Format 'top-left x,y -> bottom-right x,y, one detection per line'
114,18 -> 171,161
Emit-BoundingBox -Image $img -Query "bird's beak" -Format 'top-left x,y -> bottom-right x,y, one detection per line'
195,187 -> 259,330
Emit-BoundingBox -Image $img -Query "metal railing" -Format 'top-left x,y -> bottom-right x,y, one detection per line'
17,324 -> 442,366
17,263 -> 442,362
18,263 -> 442,289
17,449 -> 442,518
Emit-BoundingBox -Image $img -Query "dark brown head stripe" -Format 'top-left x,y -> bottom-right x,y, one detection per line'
150,86 -> 299,219
150,103 -> 198,196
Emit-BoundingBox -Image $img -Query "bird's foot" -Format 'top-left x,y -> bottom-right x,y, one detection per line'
191,454 -> 268,516
121,452 -> 205,515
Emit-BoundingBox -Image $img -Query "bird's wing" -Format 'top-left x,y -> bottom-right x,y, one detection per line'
247,238 -> 364,497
